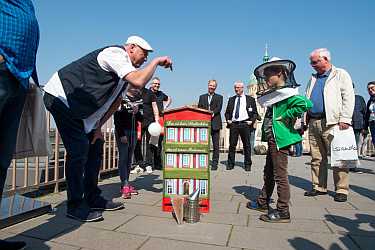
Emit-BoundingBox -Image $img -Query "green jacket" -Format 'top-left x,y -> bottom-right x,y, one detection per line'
261,95 -> 313,149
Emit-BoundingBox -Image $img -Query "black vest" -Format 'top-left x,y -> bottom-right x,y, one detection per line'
58,46 -> 123,119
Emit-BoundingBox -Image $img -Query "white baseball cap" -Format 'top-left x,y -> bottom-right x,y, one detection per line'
126,35 -> 153,52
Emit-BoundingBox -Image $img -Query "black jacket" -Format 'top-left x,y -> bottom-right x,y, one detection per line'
364,96 -> 375,131
225,95 -> 258,129
352,94 -> 367,130
198,93 -> 223,131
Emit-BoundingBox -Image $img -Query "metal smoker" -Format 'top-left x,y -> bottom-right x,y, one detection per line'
184,188 -> 200,223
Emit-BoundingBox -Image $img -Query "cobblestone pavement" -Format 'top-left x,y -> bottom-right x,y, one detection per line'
1,154 -> 374,250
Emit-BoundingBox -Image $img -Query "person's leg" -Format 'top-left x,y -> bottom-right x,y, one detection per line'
43,93 -> 89,208
271,145 -> 290,213
257,146 -> 275,206
44,93 -> 103,221
145,130 -> 154,168
370,122 -> 375,147
154,135 -> 163,170
295,142 -> 302,157
307,119 -> 328,193
211,130 -> 220,169
0,63 -> 27,198
239,124 -> 252,170
227,125 -> 239,169
249,130 -> 255,154
333,167 -> 349,195
115,130 -> 128,187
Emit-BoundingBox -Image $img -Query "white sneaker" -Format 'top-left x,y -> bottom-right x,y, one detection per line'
130,165 -> 144,174
145,166 -> 153,174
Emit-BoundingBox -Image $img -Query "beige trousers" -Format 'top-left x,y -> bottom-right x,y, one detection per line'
308,118 -> 349,195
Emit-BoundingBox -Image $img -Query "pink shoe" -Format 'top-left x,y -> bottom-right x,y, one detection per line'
129,185 -> 139,195
121,186 -> 131,199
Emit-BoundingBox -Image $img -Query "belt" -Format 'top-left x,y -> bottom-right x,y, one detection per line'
308,113 -> 325,119
0,55 -> 4,63
232,120 -> 247,124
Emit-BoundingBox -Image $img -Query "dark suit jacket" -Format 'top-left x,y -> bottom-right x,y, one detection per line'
198,93 -> 223,131
225,95 -> 258,130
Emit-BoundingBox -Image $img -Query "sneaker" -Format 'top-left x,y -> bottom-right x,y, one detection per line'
349,168 -> 363,174
130,165 -> 144,174
259,210 -> 291,223
121,186 -> 131,199
67,203 -> 103,222
89,196 -> 124,211
304,189 -> 327,197
246,200 -> 268,212
334,193 -> 348,202
0,240 -> 26,250
145,166 -> 153,174
129,185 -> 139,195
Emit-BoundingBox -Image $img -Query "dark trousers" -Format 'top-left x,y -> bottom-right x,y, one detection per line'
44,93 -> 103,209
133,126 -> 145,165
227,122 -> 252,168
211,129 -> 220,167
294,141 -> 303,157
115,129 -> 135,186
145,130 -> 163,169
0,62 -> 27,199
257,135 -> 290,212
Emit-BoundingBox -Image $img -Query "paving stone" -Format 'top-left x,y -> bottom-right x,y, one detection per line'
118,203 -> 172,218
116,216 -> 231,246
0,232 -> 79,250
325,220 -> 375,237
140,237 -> 242,250
326,208 -> 375,222
209,200 -> 240,214
200,212 -> 248,226
210,192 -> 233,201
2,214 -> 77,240
229,226 -> 359,250
248,216 -> 332,233
52,226 -> 147,250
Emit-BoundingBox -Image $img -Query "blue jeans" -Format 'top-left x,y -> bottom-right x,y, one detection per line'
115,129 -> 136,187
43,93 -> 103,209
294,142 -> 303,157
0,62 -> 27,198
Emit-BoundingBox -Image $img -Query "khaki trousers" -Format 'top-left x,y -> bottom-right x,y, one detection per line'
308,118 -> 349,195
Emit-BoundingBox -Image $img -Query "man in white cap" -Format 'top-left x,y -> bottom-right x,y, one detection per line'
43,35 -> 172,222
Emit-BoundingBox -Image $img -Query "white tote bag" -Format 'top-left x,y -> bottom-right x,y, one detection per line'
329,125 -> 358,168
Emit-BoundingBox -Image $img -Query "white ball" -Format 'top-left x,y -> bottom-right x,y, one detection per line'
148,122 -> 162,136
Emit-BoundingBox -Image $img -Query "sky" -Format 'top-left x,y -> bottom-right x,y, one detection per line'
34,0 -> 374,107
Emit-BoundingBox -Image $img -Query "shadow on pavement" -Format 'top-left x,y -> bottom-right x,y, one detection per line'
349,184 -> 375,201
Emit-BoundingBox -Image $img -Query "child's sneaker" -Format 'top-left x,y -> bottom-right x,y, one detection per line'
121,186 -> 132,199
129,185 -> 139,195
130,165 -> 144,174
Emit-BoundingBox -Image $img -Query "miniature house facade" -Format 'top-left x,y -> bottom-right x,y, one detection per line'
162,106 -> 211,213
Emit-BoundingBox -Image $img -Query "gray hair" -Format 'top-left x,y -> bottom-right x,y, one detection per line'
233,81 -> 244,87
310,48 -> 331,61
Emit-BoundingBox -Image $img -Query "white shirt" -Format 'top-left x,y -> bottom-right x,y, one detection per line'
43,47 -> 136,133
231,94 -> 249,121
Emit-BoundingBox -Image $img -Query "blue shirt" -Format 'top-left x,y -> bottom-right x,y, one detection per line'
309,70 -> 331,115
0,0 -> 39,88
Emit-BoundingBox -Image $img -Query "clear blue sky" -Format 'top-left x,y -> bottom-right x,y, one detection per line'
34,0 -> 374,107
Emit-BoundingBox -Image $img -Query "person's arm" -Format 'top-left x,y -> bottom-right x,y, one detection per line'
152,101 -> 160,122
198,95 -> 204,109
163,96 -> 172,109
277,96 -> 313,121
91,96 -> 123,144
124,57 -> 172,88
211,95 -> 223,117
224,98 -> 232,124
338,70 -> 355,129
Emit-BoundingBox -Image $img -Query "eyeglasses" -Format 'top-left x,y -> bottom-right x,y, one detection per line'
310,59 -> 321,65
153,82 -> 160,85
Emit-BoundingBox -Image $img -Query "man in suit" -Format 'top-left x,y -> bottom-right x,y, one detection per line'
198,79 -> 223,170
225,81 -> 258,171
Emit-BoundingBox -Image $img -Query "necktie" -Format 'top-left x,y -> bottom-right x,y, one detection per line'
234,95 -> 240,119
208,95 -> 212,111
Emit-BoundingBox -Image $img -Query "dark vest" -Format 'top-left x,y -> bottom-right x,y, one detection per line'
58,46 -> 124,119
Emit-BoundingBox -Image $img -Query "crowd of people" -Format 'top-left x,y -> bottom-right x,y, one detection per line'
1,0 -> 375,249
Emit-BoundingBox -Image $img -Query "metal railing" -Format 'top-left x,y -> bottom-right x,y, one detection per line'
4,113 -> 118,196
